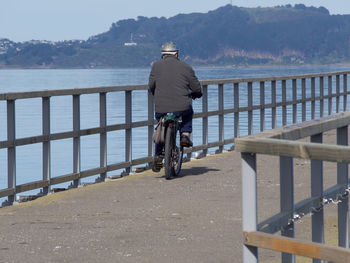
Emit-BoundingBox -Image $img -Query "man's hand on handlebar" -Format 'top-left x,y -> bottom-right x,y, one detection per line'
190,92 -> 202,100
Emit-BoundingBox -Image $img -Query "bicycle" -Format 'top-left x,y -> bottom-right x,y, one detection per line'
162,113 -> 184,180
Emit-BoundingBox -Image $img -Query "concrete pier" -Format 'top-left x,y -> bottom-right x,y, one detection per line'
0,147 -> 340,263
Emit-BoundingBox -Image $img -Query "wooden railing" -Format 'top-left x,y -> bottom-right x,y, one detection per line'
1,71 -> 349,205
235,111 -> 350,263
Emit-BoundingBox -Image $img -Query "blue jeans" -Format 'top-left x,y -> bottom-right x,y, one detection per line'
154,106 -> 193,156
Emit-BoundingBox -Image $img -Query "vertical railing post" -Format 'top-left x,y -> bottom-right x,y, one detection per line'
73,95 -> 80,187
328,75 -> 332,115
241,152 -> 258,263
302,78 -> 306,122
218,84 -> 224,153
7,100 -> 16,204
42,97 -> 51,194
272,80 -> 276,128
234,83 -> 239,138
344,74 -> 348,112
148,90 -> 154,164
99,92 -> 107,181
337,126 -> 349,248
260,81 -> 265,131
311,77 -> 316,120
202,85 -> 208,156
282,80 -> 287,126
320,76 -> 324,117
292,79 -> 297,123
248,82 -> 253,135
311,133 -> 324,263
125,90 -> 132,174
336,75 -> 340,113
280,156 -> 295,263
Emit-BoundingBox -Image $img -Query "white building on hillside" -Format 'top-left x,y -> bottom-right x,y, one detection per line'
124,33 -> 137,46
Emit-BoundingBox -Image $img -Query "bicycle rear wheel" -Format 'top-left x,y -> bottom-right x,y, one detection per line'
164,125 -> 184,180
164,126 -> 175,179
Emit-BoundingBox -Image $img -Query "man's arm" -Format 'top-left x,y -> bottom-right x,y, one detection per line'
148,65 -> 156,95
188,67 -> 202,99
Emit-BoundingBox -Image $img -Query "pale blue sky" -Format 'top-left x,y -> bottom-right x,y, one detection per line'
1,0 -> 349,42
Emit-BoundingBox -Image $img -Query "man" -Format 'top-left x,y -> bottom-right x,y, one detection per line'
149,42 -> 202,172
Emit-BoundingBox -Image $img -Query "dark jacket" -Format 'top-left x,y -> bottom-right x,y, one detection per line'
148,55 -> 202,113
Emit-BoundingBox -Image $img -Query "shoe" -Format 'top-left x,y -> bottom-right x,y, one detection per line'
152,155 -> 163,172
180,135 -> 193,147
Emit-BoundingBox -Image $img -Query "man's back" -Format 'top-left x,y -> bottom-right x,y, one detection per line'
149,55 -> 201,113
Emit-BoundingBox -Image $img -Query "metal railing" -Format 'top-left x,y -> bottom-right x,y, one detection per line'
0,70 -> 349,204
235,111 -> 350,262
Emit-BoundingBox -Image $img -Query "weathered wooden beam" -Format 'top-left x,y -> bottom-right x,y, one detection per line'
131,157 -> 153,166
200,71 -> 350,86
16,180 -> 49,194
195,92 -> 350,119
80,168 -> 106,179
50,173 -> 79,185
1,71 -> 349,101
280,112 -> 350,140
183,138 -> 235,154
1,99 -> 349,151
243,231 -> 350,262
107,162 -> 131,172
233,111 -> 350,143
0,121 -> 155,149
235,137 -> 350,163
0,85 -> 148,100
0,188 -> 15,198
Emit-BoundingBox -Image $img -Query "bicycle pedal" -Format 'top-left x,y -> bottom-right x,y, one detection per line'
180,135 -> 193,147
152,158 -> 163,172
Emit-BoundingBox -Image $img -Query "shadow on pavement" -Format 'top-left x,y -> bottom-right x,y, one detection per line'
156,166 -> 220,179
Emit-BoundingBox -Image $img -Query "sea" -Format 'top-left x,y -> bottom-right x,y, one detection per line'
0,65 -> 349,199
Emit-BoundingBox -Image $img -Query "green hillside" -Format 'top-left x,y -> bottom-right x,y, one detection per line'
1,4 -> 350,68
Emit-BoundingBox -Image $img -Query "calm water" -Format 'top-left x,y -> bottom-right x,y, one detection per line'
0,65 -> 349,198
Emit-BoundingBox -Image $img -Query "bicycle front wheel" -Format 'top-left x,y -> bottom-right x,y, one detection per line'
173,127 -> 183,176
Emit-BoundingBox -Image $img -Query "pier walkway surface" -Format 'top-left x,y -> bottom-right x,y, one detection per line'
0,141 -> 340,263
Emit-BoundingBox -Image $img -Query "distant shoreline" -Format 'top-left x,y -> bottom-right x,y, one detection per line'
1,62 -> 350,70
